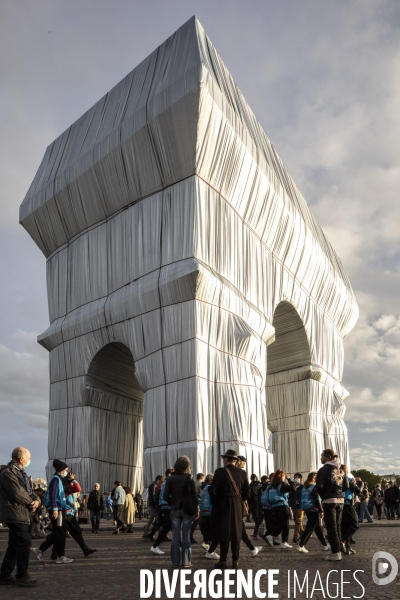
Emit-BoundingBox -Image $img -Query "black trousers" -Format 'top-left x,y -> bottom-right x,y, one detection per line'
200,515 -> 212,544
220,541 -> 240,562
90,510 -> 101,531
39,510 -> 67,558
299,511 -> 327,547
375,503 -> 382,518
323,503 -> 343,554
249,501 -> 258,522
241,520 -> 254,550
264,508 -> 277,537
253,509 -> 264,536
67,515 -> 87,552
0,522 -> 31,579
153,510 -> 172,547
341,504 -> 359,542
191,514 -> 199,538
270,505 -> 290,543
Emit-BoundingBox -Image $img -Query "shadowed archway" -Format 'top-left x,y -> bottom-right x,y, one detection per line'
266,302 -> 314,475
83,342 -> 144,493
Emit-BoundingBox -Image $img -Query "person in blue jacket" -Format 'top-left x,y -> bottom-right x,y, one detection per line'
33,459 -> 73,564
297,472 -> 330,553
199,474 -> 213,549
150,468 -> 174,555
264,470 -> 295,549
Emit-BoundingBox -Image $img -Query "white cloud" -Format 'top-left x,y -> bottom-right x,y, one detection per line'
0,330 -> 49,431
358,426 -> 387,433
350,446 -> 400,474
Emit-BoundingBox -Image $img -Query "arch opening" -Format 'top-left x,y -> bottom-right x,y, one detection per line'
86,342 -> 143,402
267,301 -> 311,375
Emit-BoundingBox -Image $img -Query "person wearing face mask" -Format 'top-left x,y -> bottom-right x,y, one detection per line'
32,459 -> 73,565
0,447 -> 41,587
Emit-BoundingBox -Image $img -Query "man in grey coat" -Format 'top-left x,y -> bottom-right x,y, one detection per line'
0,447 -> 41,587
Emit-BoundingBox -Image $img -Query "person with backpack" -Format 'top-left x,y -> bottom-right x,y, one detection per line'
150,469 -> 174,555
252,475 -> 269,540
264,469 -> 295,549
316,449 -> 349,562
358,483 -> 373,523
163,456 -> 198,568
340,466 -> 362,555
35,473 -> 97,561
33,459 -> 73,565
199,474 -> 214,551
289,472 -> 304,543
296,472 -> 330,553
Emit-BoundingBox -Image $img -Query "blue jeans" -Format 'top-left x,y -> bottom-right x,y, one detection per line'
170,509 -> 193,566
358,503 -> 373,523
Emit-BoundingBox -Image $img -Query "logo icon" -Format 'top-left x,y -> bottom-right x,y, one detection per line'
372,551 -> 398,586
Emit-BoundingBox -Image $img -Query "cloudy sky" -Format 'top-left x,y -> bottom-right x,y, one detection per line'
1,1 -> 399,478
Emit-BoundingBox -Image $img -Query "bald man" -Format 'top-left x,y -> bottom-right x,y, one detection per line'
0,447 -> 41,587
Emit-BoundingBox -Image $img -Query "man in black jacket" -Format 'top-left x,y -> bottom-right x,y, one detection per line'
87,483 -> 105,533
209,449 -> 250,568
0,447 -> 41,587
248,474 -> 260,523
316,449 -> 349,562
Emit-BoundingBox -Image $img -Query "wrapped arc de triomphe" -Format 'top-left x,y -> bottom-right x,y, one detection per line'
20,17 -> 358,492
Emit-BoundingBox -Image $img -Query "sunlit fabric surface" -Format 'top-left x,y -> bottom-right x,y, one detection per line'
20,17 -> 358,492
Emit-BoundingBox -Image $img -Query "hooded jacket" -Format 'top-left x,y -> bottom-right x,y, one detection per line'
316,461 -> 349,503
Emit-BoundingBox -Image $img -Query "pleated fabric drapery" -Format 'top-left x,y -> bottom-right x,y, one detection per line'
21,17 -> 358,491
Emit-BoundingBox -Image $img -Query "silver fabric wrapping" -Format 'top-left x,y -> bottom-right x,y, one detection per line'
20,17 -> 357,491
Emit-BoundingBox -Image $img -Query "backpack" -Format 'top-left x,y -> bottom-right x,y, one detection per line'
42,487 -> 51,509
181,475 -> 198,516
261,486 -> 271,509
301,484 -> 319,511
268,484 -> 289,507
200,485 -> 212,516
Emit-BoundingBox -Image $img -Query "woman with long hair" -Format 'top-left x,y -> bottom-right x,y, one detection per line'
297,472 -> 330,553
264,469 -> 295,549
163,456 -> 198,568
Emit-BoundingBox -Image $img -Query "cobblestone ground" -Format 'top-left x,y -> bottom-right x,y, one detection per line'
0,521 -> 399,599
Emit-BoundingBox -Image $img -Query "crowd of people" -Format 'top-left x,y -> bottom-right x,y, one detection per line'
0,446 -> 399,585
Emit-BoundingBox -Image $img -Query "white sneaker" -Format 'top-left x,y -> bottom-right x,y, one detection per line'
325,552 -> 342,561
201,542 -> 210,550
205,551 -> 220,560
32,548 -> 44,561
151,546 -> 164,555
281,542 -> 292,549
251,546 -> 263,557
56,556 -> 73,564
297,545 -> 308,553
265,535 -> 274,547
322,543 -> 331,551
